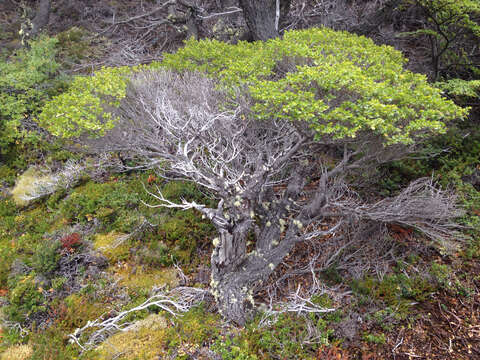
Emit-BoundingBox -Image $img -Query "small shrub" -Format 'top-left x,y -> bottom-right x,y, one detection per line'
212,337 -> 258,360
0,35 -> 63,157
60,232 -> 82,252
51,276 -> 67,291
31,240 -> 61,275
6,274 -> 46,322
59,294 -> 109,331
241,312 -> 334,359
28,327 -> 81,360
429,263 -> 453,289
351,273 -> 437,305
0,165 -> 16,186
363,332 -> 386,345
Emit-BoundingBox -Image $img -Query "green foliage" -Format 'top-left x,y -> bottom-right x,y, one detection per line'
351,273 -> 436,305
0,36 -> 61,155
30,240 -> 61,276
28,328 -> 82,360
58,294 -> 110,332
168,304 -> 221,347
212,337 -> 258,360
371,305 -> 411,332
41,28 -> 466,146
5,273 -> 46,322
0,199 -> 18,287
0,165 -> 17,186
56,180 -> 139,227
363,332 -> 386,345
245,312 -> 333,358
212,303 -> 341,360
56,27 -> 96,68
37,65 -> 135,138
429,262 -> 453,289
162,28 -> 466,145
438,79 -> 480,99
401,0 -> 480,80
51,276 -> 67,291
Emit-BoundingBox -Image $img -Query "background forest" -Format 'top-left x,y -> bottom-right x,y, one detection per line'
0,0 -> 480,359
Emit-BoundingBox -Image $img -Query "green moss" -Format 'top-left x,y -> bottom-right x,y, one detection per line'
113,266 -> 180,292
94,232 -> 131,263
93,304 -> 220,360
94,315 -> 169,360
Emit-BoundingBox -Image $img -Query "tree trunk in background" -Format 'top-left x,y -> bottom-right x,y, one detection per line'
31,0 -> 51,36
238,0 -> 291,41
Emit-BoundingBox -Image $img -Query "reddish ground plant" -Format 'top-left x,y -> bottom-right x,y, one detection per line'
60,233 -> 82,252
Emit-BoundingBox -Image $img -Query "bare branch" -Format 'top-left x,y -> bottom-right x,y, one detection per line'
347,178 -> 465,246
69,286 -> 208,352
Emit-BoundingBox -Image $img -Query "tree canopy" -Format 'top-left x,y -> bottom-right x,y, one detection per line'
38,27 -> 467,144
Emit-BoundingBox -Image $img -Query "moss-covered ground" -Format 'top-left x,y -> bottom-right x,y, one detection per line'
0,144 -> 479,359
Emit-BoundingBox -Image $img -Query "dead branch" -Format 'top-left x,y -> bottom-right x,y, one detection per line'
69,286 -> 208,352
259,284 -> 336,328
347,177 -> 466,247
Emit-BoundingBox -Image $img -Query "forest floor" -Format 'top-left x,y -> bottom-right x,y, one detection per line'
1,167 -> 478,359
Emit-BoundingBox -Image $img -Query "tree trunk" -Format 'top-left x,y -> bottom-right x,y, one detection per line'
238,0 -> 291,41
213,271 -> 253,325
30,0 -> 51,36
209,216 -> 299,325
210,222 -> 251,325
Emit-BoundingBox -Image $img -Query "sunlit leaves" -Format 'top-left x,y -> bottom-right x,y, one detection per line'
41,27 -> 467,145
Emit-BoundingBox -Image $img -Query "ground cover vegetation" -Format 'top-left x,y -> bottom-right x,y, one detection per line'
1,0 -> 480,359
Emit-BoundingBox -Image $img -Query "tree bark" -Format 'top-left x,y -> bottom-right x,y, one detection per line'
238,0 -> 291,41
209,220 -> 251,325
210,225 -> 299,325
30,0 -> 51,36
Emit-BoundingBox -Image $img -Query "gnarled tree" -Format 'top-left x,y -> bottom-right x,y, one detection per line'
39,28 -> 467,325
